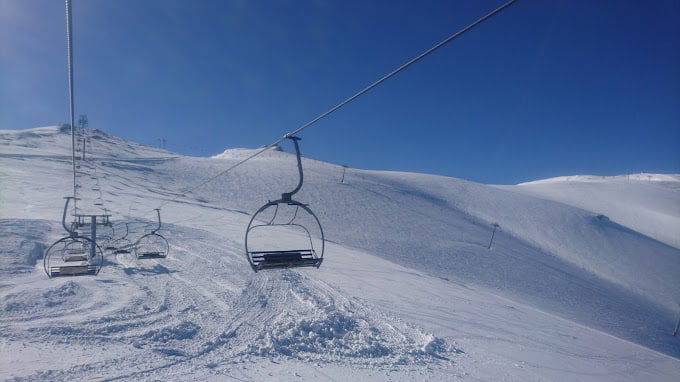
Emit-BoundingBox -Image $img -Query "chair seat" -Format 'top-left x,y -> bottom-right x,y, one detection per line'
50,265 -> 98,276
63,255 -> 88,262
137,252 -> 166,259
249,250 -> 321,271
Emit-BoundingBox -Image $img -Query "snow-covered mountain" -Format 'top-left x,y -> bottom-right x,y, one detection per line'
1,126 -> 679,381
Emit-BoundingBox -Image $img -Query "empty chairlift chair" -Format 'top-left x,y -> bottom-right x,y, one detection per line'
62,239 -> 88,262
102,224 -> 116,251
100,211 -> 116,250
112,223 -> 133,254
43,197 -> 104,277
134,209 -> 169,259
245,136 -> 325,272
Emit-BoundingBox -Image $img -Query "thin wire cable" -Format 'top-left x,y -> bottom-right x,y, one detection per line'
142,0 -> 520,217
65,0 -> 77,213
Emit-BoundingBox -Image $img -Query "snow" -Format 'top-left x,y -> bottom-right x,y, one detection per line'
518,173 -> 680,185
211,144 -> 283,160
0,126 -> 679,380
505,174 -> 680,249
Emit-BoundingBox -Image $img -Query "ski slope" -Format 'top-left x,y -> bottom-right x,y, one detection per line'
506,174 -> 680,249
1,126 -> 679,381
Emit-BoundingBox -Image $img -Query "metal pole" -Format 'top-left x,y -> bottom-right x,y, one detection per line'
340,165 -> 347,183
488,223 -> 499,249
90,215 -> 97,258
65,0 -> 77,213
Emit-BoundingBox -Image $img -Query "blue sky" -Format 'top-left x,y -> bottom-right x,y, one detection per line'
1,0 -> 678,184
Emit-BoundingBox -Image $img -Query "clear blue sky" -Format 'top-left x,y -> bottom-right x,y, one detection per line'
1,0 -> 678,184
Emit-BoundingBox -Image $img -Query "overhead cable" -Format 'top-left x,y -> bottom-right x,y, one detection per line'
144,0 -> 520,216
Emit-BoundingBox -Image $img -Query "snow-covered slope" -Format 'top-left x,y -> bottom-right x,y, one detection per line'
502,174 -> 680,249
1,126 -> 679,381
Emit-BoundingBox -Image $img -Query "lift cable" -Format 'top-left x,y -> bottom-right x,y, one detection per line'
140,0 -> 521,218
65,0 -> 78,213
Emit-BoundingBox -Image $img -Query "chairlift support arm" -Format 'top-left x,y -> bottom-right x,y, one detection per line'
282,136 -> 304,202
122,223 -> 129,240
151,209 -> 162,234
62,197 -> 76,237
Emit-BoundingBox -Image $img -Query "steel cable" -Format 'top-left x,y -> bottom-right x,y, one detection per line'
137,0 -> 520,218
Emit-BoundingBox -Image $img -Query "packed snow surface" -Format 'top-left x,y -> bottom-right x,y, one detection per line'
1,126 -> 679,381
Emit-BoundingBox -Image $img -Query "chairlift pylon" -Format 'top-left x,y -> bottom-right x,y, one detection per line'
245,136 -> 324,272
43,197 -> 103,277
134,209 -> 169,259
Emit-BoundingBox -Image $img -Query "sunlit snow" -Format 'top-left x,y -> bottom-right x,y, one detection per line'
1,126 -> 678,381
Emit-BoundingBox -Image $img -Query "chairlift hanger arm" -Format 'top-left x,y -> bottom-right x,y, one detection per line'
282,136 -> 304,202
62,197 -> 76,237
151,209 -> 162,234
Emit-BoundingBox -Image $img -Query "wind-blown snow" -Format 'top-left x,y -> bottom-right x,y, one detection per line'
1,126 -> 679,381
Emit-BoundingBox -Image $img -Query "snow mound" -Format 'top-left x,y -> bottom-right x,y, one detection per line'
0,220 -> 51,275
140,321 -> 201,343
1,281 -> 90,318
43,281 -> 82,300
247,311 -> 391,358
239,272 -> 457,366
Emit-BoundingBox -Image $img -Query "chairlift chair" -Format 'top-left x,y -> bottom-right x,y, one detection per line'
245,136 -> 324,272
112,223 -> 133,254
134,209 -> 169,259
62,239 -> 88,262
102,222 -> 117,251
44,197 -> 104,277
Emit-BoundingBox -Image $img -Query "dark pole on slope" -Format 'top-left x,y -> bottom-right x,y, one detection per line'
79,115 -> 87,160
65,0 -> 77,213
90,216 -> 97,259
340,164 -> 347,183
488,223 -> 499,249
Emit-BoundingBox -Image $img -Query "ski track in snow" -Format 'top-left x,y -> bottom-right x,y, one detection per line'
1,221 -> 456,381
